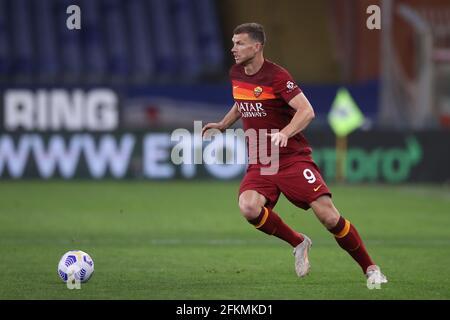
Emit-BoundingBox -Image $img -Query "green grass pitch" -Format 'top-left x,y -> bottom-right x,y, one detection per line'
0,181 -> 449,299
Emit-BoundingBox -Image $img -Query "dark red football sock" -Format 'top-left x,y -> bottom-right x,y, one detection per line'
248,207 -> 304,247
328,216 -> 375,273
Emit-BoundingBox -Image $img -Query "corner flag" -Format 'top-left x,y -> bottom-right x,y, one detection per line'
328,87 -> 364,137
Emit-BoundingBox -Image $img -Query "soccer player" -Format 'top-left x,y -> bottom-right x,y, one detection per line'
202,23 -> 387,286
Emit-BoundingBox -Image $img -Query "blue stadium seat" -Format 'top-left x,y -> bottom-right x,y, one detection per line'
11,0 -> 34,78
82,0 -> 107,81
193,0 -> 224,74
126,0 -> 155,81
171,0 -> 202,80
57,0 -> 83,80
33,0 -> 60,80
0,0 -> 10,77
102,0 -> 130,80
148,0 -> 178,79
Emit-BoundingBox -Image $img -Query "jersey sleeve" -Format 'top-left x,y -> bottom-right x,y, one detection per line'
273,69 -> 302,103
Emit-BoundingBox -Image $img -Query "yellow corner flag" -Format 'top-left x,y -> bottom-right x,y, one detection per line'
328,87 -> 364,137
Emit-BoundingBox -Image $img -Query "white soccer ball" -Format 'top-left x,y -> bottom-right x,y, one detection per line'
57,250 -> 94,283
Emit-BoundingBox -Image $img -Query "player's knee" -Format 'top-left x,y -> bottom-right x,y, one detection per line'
321,212 -> 340,229
238,199 -> 261,220
312,197 -> 340,229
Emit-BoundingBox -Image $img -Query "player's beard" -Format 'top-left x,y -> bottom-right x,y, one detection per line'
236,54 -> 255,66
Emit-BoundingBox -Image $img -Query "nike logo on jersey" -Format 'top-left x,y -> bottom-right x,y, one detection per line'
313,185 -> 322,192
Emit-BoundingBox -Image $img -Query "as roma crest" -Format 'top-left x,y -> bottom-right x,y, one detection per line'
254,86 -> 263,98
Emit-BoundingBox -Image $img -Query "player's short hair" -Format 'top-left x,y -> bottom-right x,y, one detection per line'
233,23 -> 266,45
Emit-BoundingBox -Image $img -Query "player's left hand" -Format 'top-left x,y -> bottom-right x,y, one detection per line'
267,132 -> 289,147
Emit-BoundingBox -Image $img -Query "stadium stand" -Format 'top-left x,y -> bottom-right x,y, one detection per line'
57,0 -> 84,81
127,0 -> 155,83
0,0 -> 10,78
11,0 -> 34,81
34,0 -> 60,82
0,0 -> 225,84
82,0 -> 107,82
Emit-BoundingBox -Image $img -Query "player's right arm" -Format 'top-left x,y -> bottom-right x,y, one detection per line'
202,103 -> 241,137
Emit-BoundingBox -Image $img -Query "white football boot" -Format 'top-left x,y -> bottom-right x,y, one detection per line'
366,265 -> 388,287
293,234 -> 312,277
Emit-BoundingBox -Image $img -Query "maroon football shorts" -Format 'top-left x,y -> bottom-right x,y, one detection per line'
239,159 -> 332,210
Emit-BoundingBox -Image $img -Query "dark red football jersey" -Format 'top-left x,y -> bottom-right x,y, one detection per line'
230,59 -> 312,168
